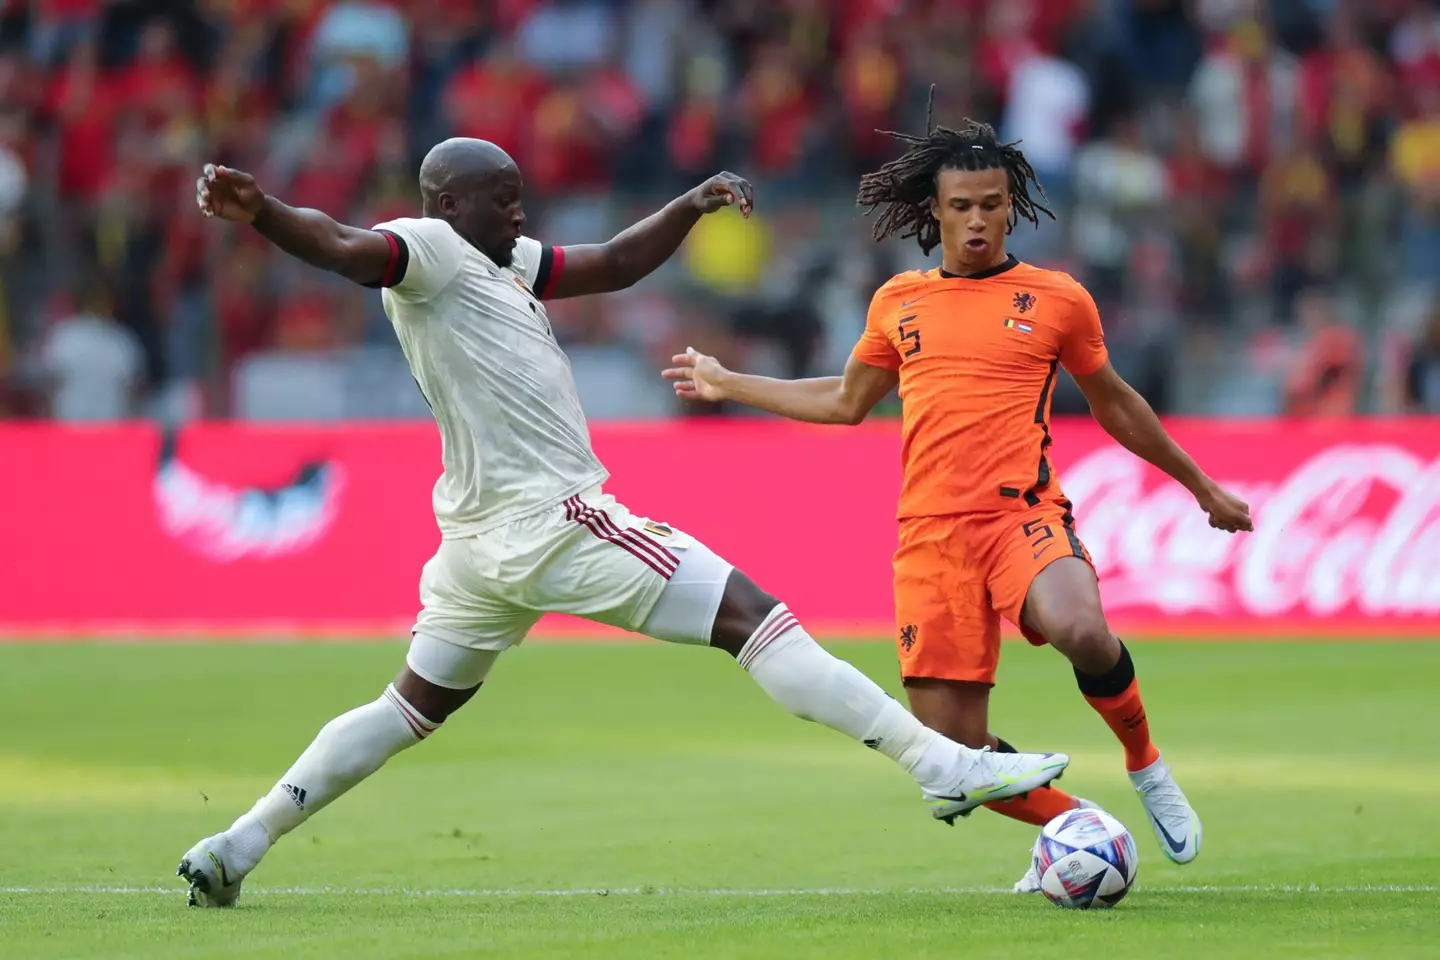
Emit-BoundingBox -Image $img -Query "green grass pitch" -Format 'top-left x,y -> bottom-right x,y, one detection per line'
1,639 -> 1437,958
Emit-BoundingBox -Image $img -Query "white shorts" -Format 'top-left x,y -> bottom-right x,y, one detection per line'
408,486 -> 734,687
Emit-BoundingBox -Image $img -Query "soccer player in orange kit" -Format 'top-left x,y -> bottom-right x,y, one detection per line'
664,116 -> 1253,890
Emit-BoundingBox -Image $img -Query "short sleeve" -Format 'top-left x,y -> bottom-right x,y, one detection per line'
851,286 -> 902,372
1059,283 -> 1109,377
511,235 -> 566,300
368,217 -> 465,300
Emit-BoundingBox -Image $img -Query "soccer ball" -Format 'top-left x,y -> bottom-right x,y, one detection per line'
1032,808 -> 1138,909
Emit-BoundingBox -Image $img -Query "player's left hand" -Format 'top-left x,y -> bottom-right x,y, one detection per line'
1197,483 -> 1253,533
688,172 -> 754,218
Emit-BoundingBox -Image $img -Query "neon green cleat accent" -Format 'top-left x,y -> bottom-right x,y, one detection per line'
176,835 -> 244,907
924,749 -> 1070,825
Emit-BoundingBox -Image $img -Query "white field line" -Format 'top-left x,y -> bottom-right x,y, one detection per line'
1,884 -> 1435,897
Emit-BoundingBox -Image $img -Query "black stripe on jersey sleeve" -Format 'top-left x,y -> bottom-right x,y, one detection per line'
533,245 -> 558,299
361,229 -> 411,289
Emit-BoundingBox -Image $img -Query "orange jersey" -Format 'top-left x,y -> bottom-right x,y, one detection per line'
852,257 -> 1108,519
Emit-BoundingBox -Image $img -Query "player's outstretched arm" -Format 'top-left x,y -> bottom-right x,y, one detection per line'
545,172 -> 754,300
662,348 -> 898,425
1072,362 -> 1253,533
196,164 -> 393,287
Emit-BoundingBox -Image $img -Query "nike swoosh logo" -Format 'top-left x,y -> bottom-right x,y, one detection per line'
900,296 -> 930,308
1033,545 -> 1053,560
1150,813 -> 1189,854
930,791 -> 968,803
207,851 -> 232,887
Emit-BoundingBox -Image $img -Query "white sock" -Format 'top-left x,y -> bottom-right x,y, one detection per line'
737,605 -> 967,793
223,684 -> 437,874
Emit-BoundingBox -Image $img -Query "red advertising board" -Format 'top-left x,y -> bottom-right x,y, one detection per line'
2,419 -> 1438,638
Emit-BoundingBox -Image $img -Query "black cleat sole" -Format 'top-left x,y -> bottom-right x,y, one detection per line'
177,857 -> 213,908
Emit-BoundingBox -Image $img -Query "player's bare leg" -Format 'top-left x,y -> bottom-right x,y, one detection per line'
903,675 -> 1091,891
176,657 -> 487,906
909,681 -> 1091,818
903,677 -> 991,746
1022,556 -> 1202,863
706,571 -> 1069,823
904,678 -> 1083,818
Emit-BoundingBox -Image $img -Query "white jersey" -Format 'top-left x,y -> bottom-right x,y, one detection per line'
372,216 -> 607,538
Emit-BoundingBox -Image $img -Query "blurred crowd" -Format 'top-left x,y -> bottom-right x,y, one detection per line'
0,0 -> 1437,422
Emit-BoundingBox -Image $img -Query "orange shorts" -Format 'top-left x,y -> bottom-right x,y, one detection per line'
893,500 -> 1094,685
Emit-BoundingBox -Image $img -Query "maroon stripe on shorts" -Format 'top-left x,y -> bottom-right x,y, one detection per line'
574,512 -> 672,579
569,499 -> 677,579
582,502 -> 678,574
581,498 -> 678,571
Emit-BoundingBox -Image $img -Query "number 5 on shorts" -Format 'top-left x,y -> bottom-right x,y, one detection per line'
1022,518 -> 1054,548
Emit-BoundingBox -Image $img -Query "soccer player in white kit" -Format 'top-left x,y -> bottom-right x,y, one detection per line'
177,139 -> 1069,907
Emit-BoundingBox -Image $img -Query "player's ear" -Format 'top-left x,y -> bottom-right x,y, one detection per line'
929,196 -> 941,221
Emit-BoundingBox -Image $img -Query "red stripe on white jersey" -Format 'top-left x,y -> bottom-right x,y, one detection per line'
739,609 -> 800,670
541,246 -> 566,299
379,232 -> 401,288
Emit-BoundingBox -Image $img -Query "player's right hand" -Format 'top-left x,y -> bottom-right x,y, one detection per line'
662,347 -> 728,403
196,164 -> 265,223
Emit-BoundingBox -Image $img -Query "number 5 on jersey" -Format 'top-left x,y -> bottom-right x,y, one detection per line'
899,314 -> 921,357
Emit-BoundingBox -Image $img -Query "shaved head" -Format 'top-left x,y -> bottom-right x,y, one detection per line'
418,138 -> 527,267
419,138 -> 515,208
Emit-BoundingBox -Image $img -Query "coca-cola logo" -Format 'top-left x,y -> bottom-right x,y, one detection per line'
152,433 -> 346,563
1065,444 -> 1440,617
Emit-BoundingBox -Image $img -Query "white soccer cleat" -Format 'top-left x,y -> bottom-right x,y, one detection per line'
176,832 -> 246,907
1130,754 -> 1202,864
1013,860 -> 1043,893
1012,798 -> 1100,893
924,748 -> 1069,824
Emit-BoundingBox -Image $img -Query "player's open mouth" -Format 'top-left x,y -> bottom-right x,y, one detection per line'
965,239 -> 988,252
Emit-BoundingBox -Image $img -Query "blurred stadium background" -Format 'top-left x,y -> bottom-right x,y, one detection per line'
0,0 -> 1435,422
2,0 -> 1438,638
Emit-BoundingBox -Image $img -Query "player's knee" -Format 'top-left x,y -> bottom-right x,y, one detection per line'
1046,618 -> 1117,673
393,666 -> 480,725
708,569 -> 781,658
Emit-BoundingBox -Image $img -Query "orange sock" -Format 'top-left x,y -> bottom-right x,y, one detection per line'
1076,642 -> 1161,772
985,786 -> 1080,826
1084,679 -> 1161,772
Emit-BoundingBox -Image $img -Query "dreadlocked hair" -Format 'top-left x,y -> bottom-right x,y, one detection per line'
856,102 -> 1053,256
